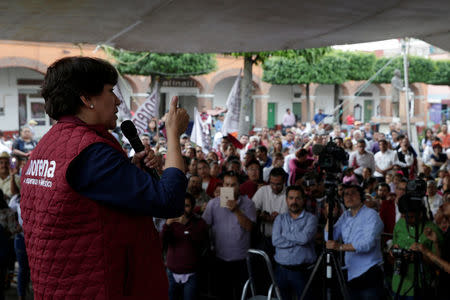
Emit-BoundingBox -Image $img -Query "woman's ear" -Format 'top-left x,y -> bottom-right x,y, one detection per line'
80,95 -> 91,108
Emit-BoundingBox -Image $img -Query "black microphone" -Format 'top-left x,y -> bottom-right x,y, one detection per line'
121,120 -> 160,179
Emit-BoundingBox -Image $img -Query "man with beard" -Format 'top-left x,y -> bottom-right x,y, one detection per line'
272,185 -> 318,300
161,193 -> 209,300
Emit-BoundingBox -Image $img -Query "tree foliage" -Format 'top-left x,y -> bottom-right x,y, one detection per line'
107,48 -> 217,78
372,56 -> 436,84
262,56 -> 311,84
262,52 -> 348,85
264,50 -> 447,86
230,48 -> 331,65
311,54 -> 349,84
428,60 -> 450,85
335,51 -> 376,81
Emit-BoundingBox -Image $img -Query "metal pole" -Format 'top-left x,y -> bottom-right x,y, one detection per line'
402,38 -> 411,138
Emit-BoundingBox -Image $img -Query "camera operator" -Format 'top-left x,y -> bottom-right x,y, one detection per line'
325,184 -> 384,299
410,202 -> 450,300
391,192 -> 444,299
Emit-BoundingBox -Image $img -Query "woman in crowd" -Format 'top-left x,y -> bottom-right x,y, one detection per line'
269,138 -> 283,157
147,118 -> 159,147
343,137 -> 354,155
240,159 -> 263,199
396,138 -> 416,178
12,126 -> 37,160
430,142 -> 447,178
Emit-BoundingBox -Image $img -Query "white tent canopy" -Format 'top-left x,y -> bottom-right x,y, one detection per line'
1,0 -> 449,52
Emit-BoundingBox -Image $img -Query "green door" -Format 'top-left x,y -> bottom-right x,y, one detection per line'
364,100 -> 373,123
293,102 -> 301,122
267,102 -> 276,129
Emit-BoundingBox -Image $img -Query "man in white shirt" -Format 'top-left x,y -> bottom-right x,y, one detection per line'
374,139 -> 398,181
252,168 -> 288,237
349,139 -> 375,179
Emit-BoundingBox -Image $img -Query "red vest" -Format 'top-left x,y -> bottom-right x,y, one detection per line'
20,117 -> 168,299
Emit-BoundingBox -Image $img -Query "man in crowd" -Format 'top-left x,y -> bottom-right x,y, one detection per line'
272,185 -> 318,300
161,193 -> 209,300
256,145 -> 272,168
282,132 -> 295,149
202,171 -> 256,300
374,139 -> 398,182
263,152 -> 284,182
326,184 -> 384,299
186,175 -> 210,214
282,108 -> 296,130
252,168 -> 288,239
437,123 -> 450,149
197,159 -> 221,198
349,139 -> 375,181
313,108 -> 327,125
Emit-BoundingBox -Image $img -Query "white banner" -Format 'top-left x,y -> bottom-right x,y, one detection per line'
113,74 -> 132,121
221,71 -> 242,135
131,82 -> 160,135
191,107 -> 212,153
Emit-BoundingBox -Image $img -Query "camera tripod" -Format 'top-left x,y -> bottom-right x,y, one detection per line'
394,207 -> 430,300
300,191 -> 350,300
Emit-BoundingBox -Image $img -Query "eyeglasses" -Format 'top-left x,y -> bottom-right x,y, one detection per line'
269,182 -> 284,187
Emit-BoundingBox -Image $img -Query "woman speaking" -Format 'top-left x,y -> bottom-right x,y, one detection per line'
20,57 -> 189,299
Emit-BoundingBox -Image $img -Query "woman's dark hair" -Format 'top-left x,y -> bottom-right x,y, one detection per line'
41,56 -> 118,120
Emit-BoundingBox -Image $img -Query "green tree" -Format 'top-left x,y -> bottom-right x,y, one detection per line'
106,47 -> 217,106
335,51 -> 376,81
428,60 -> 450,85
311,53 -> 349,122
233,48 -> 329,133
373,56 -> 436,84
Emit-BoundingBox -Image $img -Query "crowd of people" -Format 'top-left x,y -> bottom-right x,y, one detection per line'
135,112 -> 450,299
0,58 -> 449,300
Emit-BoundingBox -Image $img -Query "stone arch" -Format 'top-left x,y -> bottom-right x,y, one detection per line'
207,68 -> 263,94
123,75 -> 139,93
191,76 -> 208,94
0,57 -> 48,74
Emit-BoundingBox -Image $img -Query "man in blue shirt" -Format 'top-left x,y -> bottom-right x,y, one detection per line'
325,184 -> 384,299
272,185 -> 318,300
313,108 -> 328,125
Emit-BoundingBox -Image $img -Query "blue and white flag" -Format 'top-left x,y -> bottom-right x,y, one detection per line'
131,82 -> 160,135
221,71 -> 242,135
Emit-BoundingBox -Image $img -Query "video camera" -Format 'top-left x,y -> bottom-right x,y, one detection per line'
398,179 -> 427,214
312,139 -> 348,174
392,248 -> 421,276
